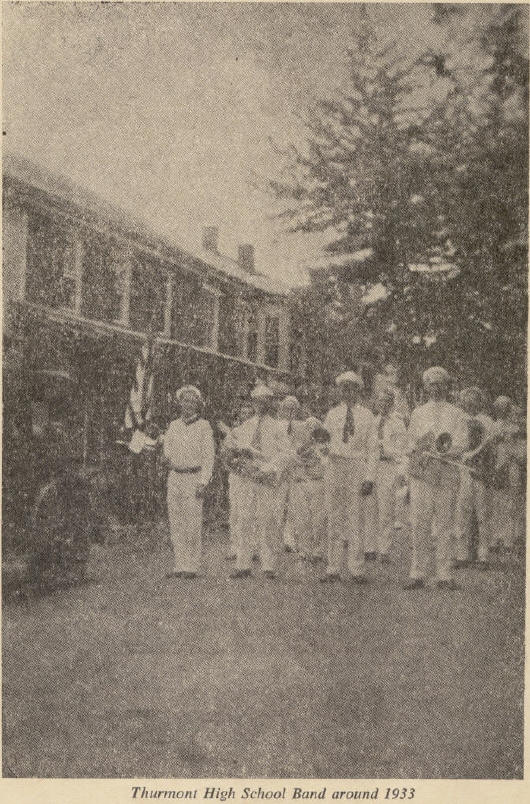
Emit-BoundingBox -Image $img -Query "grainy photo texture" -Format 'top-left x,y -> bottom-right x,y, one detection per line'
2,1 -> 527,781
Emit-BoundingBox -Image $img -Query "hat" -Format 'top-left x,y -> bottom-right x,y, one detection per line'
335,371 -> 364,389
422,366 -> 450,385
282,395 -> 300,409
305,416 -> 323,431
251,384 -> 274,400
493,395 -> 512,410
176,385 -> 203,403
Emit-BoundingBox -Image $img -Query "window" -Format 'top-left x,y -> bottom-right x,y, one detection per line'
188,286 -> 218,349
172,273 -> 218,349
129,254 -> 166,334
264,314 -> 280,368
26,212 -> 77,310
246,306 -> 259,363
81,234 -> 124,323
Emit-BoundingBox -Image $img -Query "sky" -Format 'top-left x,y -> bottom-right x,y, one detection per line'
2,2 -> 510,287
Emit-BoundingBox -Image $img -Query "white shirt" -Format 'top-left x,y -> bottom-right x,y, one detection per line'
162,417 -> 215,486
323,402 -> 378,481
375,412 -> 408,466
231,414 -> 291,476
405,400 -> 468,475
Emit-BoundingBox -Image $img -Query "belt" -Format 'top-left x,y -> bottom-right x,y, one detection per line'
330,452 -> 365,461
171,466 -> 201,474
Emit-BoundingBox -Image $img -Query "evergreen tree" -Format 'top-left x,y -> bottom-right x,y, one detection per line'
275,6 -> 527,400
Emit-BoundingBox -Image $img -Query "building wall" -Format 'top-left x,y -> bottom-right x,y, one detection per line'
3,175 -> 291,376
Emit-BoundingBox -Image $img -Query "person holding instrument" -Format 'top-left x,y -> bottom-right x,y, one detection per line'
403,367 -> 468,591
454,387 -> 495,569
227,384 -> 290,580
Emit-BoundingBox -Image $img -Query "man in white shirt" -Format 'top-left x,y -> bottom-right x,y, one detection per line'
490,395 -> 525,551
403,367 -> 469,590
454,387 -> 495,568
219,400 -> 255,561
277,395 -> 305,553
371,388 -> 408,563
161,385 -> 215,579
229,384 -> 290,580
321,371 -> 378,584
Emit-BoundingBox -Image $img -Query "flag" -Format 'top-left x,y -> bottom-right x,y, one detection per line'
117,336 -> 156,452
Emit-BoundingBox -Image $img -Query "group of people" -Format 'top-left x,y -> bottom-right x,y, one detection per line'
157,366 -> 525,589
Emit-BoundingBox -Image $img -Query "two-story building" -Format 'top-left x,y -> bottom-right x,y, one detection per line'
3,154 -> 295,461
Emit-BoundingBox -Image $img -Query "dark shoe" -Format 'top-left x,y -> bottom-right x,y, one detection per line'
320,573 -> 340,583
310,555 -> 324,564
453,559 -> 469,569
284,545 -> 293,553
229,569 -> 252,579
350,575 -> 368,585
252,553 -> 260,562
364,552 -> 377,561
263,570 -> 276,580
380,554 -> 392,565
436,579 -> 460,590
165,571 -> 182,578
225,554 -> 236,562
404,579 -> 425,590
181,571 -> 197,579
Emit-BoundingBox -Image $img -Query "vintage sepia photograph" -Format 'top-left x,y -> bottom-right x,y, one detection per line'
2,0 -> 527,783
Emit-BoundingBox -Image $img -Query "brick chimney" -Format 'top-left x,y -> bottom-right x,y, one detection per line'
238,244 -> 255,274
202,226 -> 219,253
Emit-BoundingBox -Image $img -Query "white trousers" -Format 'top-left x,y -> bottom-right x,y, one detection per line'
409,477 -> 458,581
455,472 -> 489,561
374,460 -> 400,556
361,493 -> 378,553
228,473 -> 242,555
325,458 -> 366,576
290,479 -> 326,558
167,471 -> 203,574
279,480 -> 296,549
235,478 -> 281,572
229,473 -> 259,556
490,488 -> 524,548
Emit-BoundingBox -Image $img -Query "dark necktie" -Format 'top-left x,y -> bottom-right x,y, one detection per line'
378,415 -> 387,458
342,406 -> 355,443
251,417 -> 263,451
287,418 -> 293,436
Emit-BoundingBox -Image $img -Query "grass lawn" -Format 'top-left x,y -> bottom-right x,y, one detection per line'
2,522 -> 525,779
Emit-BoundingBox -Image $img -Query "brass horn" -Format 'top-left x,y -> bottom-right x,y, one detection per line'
435,432 -> 452,454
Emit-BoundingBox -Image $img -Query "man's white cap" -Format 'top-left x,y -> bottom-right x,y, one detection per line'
493,395 -> 512,409
251,384 -> 274,400
422,366 -> 450,385
282,395 -> 300,409
335,371 -> 364,389
176,385 -> 203,402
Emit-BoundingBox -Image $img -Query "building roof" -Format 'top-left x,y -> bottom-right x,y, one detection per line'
3,152 -> 289,298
